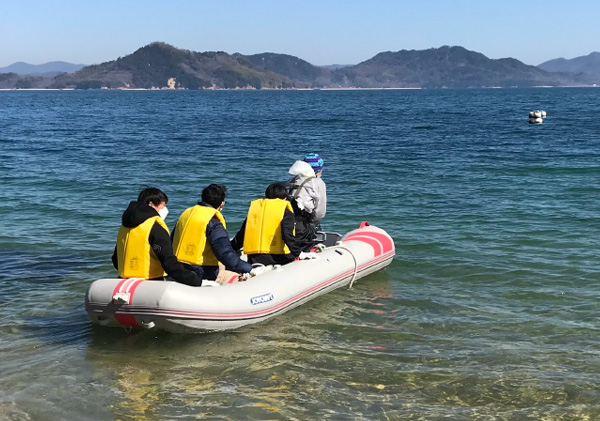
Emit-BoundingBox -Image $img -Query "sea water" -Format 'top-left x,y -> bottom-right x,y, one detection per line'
1,88 -> 599,420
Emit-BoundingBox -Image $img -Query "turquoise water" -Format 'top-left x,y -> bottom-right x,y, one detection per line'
1,88 -> 599,420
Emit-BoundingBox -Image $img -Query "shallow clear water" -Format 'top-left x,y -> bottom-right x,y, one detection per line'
1,88 -> 599,419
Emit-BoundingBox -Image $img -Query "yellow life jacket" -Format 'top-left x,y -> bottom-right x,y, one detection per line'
172,205 -> 226,266
243,198 -> 293,255
116,216 -> 169,279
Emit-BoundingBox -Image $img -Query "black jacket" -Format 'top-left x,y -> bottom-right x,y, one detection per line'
231,208 -> 301,266
175,202 -> 253,280
111,201 -> 201,286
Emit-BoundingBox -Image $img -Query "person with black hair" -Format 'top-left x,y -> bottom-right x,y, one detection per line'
111,187 -> 201,286
231,182 -> 306,267
172,184 -> 253,283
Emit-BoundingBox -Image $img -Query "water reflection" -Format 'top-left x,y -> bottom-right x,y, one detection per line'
82,274 -> 396,420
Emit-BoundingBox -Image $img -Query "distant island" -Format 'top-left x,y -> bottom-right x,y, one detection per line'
538,52 -> 600,75
1,42 -> 599,90
0,61 -> 85,77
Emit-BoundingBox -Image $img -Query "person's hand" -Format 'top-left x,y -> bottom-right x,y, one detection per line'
240,266 -> 270,281
250,266 -> 269,277
299,251 -> 318,260
201,280 -> 220,287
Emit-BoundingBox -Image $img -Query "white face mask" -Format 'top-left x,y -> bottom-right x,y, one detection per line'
158,206 -> 169,220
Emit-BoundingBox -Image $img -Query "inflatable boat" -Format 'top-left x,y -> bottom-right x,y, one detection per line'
85,223 -> 394,333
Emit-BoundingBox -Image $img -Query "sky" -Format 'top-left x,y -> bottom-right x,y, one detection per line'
1,0 -> 598,68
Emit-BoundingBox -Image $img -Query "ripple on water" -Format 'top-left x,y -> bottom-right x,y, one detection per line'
1,89 -> 600,419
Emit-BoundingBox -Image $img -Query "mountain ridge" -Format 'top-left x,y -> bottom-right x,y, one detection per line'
538,52 -> 600,75
1,43 -> 597,89
0,61 -> 85,76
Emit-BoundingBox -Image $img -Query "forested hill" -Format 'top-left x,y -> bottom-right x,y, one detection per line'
50,43 -> 293,89
1,43 -> 597,89
329,46 -> 596,88
242,46 -> 596,88
234,52 -> 332,88
538,52 -> 600,76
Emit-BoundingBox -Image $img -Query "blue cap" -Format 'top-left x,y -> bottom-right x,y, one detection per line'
304,153 -> 323,172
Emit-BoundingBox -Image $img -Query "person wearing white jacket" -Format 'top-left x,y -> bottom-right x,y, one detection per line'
288,153 -> 327,251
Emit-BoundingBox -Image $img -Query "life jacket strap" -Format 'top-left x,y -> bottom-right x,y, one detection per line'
293,176 -> 315,199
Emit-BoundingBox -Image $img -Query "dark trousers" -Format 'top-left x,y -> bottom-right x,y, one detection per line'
182,263 -> 219,281
295,217 -> 318,252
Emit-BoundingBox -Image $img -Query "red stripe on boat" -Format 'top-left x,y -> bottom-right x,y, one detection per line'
128,279 -> 145,303
109,251 -> 396,321
367,232 -> 394,254
122,278 -> 139,293
345,231 -> 394,255
115,314 -> 140,328
112,279 -> 128,298
344,235 -> 384,257
103,249 -> 396,324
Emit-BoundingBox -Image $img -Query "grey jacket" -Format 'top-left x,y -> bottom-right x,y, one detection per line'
288,160 -> 327,223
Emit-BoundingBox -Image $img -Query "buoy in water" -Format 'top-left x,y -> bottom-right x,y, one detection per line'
528,110 -> 547,124
529,110 -> 543,118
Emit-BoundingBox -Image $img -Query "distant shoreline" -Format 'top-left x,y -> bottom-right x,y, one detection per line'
3,43 -> 599,90
0,85 -> 597,92
0,87 -> 424,91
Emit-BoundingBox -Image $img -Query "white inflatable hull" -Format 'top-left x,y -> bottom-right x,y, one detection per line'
85,224 -> 395,333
